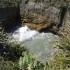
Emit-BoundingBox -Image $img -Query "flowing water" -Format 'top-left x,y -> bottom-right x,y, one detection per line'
10,25 -> 59,62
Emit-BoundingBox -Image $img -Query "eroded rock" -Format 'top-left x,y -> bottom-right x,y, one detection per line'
20,3 -> 60,34
20,1 -> 70,35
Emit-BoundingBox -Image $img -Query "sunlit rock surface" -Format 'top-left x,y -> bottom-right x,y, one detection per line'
12,25 -> 59,61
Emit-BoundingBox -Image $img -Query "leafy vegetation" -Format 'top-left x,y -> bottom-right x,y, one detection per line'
19,27 -> 70,70
0,30 -> 28,70
0,0 -> 22,7
0,26 -> 70,70
0,0 -> 70,70
19,52 -> 45,70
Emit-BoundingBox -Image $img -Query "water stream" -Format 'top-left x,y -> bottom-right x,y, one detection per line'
10,25 -> 59,62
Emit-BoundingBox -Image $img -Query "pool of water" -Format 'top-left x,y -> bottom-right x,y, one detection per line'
11,25 -> 59,62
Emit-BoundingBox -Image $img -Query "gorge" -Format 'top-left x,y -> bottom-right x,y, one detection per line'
10,25 -> 59,61
0,0 -> 70,62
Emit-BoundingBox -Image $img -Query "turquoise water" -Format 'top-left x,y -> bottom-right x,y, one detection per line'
12,26 -> 59,61
23,33 -> 58,61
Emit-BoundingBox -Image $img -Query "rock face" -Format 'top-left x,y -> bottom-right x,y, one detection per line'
0,5 -> 20,30
0,0 -> 70,34
20,3 -> 60,34
65,11 -> 70,31
20,0 -> 70,35
60,10 -> 70,34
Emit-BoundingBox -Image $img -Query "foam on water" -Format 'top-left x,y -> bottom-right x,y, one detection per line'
12,25 -> 59,61
13,25 -> 38,42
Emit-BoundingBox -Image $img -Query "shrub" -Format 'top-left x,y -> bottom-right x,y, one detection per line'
0,30 -> 28,61
19,52 -> 45,70
0,30 -> 28,70
19,26 -> 70,70
0,60 -> 19,70
53,28 -> 70,70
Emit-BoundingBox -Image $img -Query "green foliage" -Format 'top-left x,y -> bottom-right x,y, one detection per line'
50,2 -> 55,7
19,25 -> 70,70
0,30 -> 28,70
19,52 -> 45,70
19,51 -> 70,70
0,0 -> 22,7
0,31 -> 28,61
53,28 -> 70,70
0,26 -> 70,70
7,42 -> 28,61
0,60 -> 19,70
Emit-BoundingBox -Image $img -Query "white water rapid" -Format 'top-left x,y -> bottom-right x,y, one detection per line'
13,25 -> 38,42
11,25 -> 59,62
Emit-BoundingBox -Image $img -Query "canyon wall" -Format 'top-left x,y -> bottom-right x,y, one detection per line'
0,5 -> 20,30
0,0 -> 70,34
20,0 -> 70,35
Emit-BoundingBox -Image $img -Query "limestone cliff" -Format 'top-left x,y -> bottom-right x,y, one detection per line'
20,0 -> 70,35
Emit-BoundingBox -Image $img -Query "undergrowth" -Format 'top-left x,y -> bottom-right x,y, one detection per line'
0,26 -> 70,70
